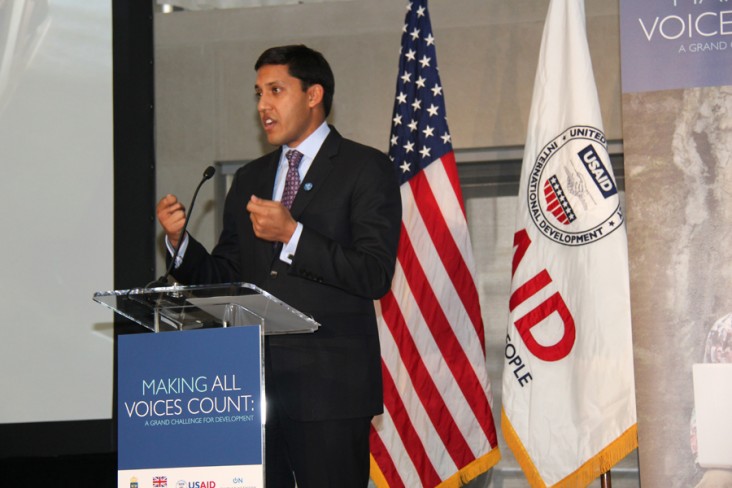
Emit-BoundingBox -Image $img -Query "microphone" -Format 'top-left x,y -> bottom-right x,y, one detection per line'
147,165 -> 216,288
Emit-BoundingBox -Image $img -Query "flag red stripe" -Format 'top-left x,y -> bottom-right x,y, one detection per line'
439,151 -> 466,216
380,290 -> 476,467
370,426 -> 406,488
397,226 -> 497,445
408,165 -> 486,352
380,358 -> 442,487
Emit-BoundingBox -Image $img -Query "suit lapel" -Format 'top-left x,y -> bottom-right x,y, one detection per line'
253,150 -> 281,258
289,128 -> 341,218
255,150 -> 280,199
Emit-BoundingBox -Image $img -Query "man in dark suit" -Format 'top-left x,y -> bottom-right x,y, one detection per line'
156,45 -> 401,488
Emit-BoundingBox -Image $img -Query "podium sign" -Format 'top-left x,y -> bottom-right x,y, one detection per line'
117,326 -> 264,488
95,283 -> 318,488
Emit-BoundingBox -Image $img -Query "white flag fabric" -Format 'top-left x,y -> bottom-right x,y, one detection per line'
501,0 -> 637,486
370,1 -> 501,486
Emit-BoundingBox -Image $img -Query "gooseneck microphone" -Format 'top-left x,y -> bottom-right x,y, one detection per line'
147,165 -> 216,288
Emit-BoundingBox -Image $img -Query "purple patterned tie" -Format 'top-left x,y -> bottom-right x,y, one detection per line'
281,149 -> 303,209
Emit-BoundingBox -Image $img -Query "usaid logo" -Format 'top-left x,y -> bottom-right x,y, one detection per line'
527,125 -> 623,246
175,482 -> 216,488
577,144 -> 617,198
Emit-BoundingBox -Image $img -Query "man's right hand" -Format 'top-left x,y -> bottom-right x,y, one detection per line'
157,194 -> 186,248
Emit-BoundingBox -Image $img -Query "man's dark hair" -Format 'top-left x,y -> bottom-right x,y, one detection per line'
255,44 -> 335,118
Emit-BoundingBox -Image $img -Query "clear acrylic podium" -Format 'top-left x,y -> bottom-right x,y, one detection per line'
93,281 -> 320,334
94,282 -> 319,488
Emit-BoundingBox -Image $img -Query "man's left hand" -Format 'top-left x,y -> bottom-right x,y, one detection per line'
247,195 -> 298,243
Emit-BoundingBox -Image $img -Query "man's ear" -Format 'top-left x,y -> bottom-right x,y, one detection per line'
307,84 -> 324,109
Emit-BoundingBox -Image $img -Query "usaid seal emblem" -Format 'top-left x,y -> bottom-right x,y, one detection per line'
527,125 -> 623,246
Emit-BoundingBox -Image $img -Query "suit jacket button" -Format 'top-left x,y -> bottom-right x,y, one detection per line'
270,270 -> 278,278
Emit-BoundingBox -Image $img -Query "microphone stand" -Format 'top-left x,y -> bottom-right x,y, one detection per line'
146,166 -> 216,288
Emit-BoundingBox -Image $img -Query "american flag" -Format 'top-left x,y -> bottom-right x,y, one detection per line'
369,1 -> 501,486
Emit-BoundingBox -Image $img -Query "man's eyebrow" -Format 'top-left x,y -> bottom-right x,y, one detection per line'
255,80 -> 283,90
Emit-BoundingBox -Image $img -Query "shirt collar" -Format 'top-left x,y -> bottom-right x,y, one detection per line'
282,121 -> 330,162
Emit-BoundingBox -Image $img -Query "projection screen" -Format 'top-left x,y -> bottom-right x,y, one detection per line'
0,0 -> 114,424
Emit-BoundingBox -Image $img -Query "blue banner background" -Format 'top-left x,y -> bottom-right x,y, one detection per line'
118,326 -> 262,470
620,0 -> 732,93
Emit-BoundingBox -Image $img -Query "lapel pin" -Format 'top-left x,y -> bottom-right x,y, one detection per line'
303,182 -> 313,191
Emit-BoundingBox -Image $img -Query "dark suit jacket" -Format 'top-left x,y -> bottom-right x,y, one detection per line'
172,127 -> 402,421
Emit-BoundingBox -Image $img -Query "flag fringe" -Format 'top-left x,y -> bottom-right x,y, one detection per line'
502,408 -> 638,488
369,447 -> 501,488
501,408 -> 547,488
437,447 -> 501,488
370,454 -> 390,488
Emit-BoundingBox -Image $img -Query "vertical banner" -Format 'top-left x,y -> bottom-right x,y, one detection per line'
502,0 -> 637,486
118,326 -> 263,488
370,0 -> 501,486
620,1 -> 732,487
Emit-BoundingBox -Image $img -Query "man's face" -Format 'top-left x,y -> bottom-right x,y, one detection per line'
255,64 -> 320,148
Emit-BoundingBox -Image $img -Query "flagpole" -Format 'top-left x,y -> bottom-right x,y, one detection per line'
600,470 -> 612,488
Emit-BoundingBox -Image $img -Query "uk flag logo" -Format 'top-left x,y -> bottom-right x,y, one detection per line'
152,476 -> 168,487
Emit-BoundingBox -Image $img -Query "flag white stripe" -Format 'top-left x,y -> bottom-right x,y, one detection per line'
389,259 -> 488,464
376,295 -> 459,480
422,159 -> 481,284
391,288 -> 491,462
402,169 -> 491,390
370,397 -> 422,487
421,159 -> 490,356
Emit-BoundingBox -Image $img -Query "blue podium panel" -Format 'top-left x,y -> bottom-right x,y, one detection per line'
118,326 -> 263,488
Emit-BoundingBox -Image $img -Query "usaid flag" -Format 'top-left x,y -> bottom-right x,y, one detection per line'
501,0 -> 638,486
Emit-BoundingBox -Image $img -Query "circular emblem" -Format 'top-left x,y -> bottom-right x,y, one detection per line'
527,125 -> 623,246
